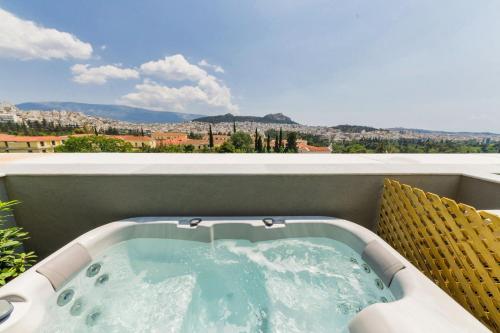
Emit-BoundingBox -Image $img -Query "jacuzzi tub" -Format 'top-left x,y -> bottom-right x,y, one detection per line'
0,217 -> 489,333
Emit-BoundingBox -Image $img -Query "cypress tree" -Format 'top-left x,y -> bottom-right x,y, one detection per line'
208,124 -> 214,149
254,128 -> 258,150
256,135 -> 263,153
285,132 -> 298,153
233,121 -> 237,134
278,127 -> 283,150
274,134 -> 279,152
266,133 -> 271,152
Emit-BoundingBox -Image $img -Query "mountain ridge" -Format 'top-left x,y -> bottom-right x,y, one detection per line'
16,102 -> 205,124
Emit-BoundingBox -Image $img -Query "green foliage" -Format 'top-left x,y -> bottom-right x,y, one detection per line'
331,125 -> 380,133
330,138 -> 499,153
285,132 -> 298,153
217,140 -> 236,153
0,201 -> 36,286
142,144 -> 195,153
266,129 -> 330,148
183,144 -> 195,153
0,120 -> 78,136
266,134 -> 271,152
55,135 -> 133,152
278,128 -> 283,149
188,131 -> 203,140
104,126 -> 120,135
208,125 -> 214,149
230,131 -> 253,152
274,134 -> 280,152
298,133 -> 330,147
256,135 -> 264,153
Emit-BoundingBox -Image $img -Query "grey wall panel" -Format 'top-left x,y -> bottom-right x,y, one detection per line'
456,175 -> 500,210
6,174 -> 460,259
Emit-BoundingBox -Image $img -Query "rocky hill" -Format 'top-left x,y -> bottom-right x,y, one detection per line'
193,113 -> 297,124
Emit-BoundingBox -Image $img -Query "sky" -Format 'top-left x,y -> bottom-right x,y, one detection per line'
0,0 -> 499,132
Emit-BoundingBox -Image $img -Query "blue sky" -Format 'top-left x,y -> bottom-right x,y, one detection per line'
0,0 -> 499,132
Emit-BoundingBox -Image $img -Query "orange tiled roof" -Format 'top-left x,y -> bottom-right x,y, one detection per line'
0,134 -> 67,142
301,145 -> 331,152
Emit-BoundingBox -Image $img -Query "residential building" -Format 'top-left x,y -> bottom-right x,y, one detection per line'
184,139 -> 208,150
111,135 -> 156,150
208,134 -> 230,146
152,132 -> 188,145
0,134 -> 67,153
0,113 -> 20,124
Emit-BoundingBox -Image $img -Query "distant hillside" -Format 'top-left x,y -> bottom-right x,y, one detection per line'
388,127 -> 499,136
194,113 -> 297,124
16,102 -> 205,124
332,125 -> 381,133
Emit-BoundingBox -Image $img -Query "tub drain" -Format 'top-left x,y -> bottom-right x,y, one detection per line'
337,303 -> 350,315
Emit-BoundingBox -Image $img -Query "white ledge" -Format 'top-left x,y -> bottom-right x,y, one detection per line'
0,154 -> 499,180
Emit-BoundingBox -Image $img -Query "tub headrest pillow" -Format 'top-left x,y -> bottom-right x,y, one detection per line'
362,240 -> 405,286
36,243 -> 91,291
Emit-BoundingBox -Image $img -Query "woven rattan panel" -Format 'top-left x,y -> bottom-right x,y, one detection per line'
378,179 -> 499,331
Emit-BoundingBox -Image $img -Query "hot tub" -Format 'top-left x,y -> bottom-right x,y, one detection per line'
0,217 -> 489,332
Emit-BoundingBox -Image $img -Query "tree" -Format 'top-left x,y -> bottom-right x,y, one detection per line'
286,132 -> 298,153
208,124 -> 214,149
104,126 -> 119,135
218,140 -> 235,153
183,144 -> 195,153
233,121 -> 237,134
140,127 -> 145,137
254,128 -> 259,151
274,134 -> 280,152
278,127 -> 283,150
188,131 -> 203,139
256,135 -> 264,153
56,136 -> 133,152
230,131 -> 253,152
266,133 -> 271,152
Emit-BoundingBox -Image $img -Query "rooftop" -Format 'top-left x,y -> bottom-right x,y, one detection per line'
0,134 -> 67,142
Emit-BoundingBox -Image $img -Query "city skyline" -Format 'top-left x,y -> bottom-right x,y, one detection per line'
1,1 -> 500,132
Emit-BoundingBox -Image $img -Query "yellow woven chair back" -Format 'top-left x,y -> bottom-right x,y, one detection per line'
377,179 -> 499,332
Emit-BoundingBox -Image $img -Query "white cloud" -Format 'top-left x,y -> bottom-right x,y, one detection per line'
0,8 -> 92,60
119,79 -> 237,112
140,54 -> 207,82
121,54 -> 238,112
119,80 -> 208,111
198,59 -> 225,73
71,64 -> 139,85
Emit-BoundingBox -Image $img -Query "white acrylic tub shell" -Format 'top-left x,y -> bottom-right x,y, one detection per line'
0,217 -> 490,333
